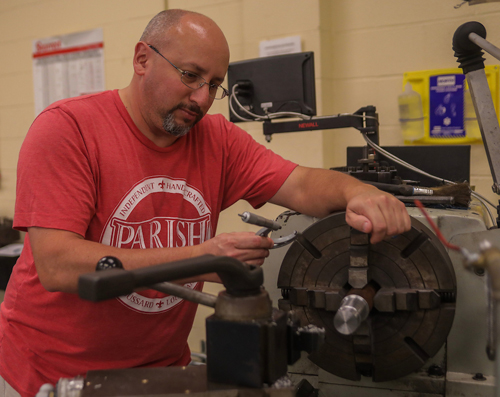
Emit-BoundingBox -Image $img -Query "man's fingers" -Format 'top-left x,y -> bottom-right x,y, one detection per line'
244,258 -> 267,267
346,193 -> 411,244
230,234 -> 272,265
345,212 -> 372,234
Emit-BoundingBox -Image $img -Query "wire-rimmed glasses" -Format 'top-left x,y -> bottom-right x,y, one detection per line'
148,44 -> 228,100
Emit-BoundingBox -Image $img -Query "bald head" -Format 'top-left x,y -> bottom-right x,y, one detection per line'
140,9 -> 229,56
140,9 -> 190,43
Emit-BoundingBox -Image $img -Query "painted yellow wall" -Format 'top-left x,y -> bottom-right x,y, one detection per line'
2,0 -> 500,356
0,0 -> 167,215
320,0 -> 500,204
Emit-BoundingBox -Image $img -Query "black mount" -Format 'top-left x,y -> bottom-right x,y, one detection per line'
263,106 -> 379,145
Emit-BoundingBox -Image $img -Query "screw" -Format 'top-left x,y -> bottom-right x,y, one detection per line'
474,267 -> 485,276
427,364 -> 445,377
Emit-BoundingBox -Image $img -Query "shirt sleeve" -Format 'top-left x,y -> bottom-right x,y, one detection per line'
14,107 -> 97,236
219,117 -> 298,210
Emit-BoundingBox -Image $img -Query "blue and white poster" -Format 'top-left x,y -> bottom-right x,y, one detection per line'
429,74 -> 465,138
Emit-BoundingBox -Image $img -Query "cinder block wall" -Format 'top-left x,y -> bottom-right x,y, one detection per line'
2,0 -> 500,355
321,1 -> 500,205
0,0 -> 167,216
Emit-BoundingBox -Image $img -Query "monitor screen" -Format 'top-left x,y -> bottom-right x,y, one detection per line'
227,52 -> 316,123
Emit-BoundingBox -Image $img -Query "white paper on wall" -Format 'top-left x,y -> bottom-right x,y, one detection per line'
32,28 -> 105,116
259,35 -> 302,57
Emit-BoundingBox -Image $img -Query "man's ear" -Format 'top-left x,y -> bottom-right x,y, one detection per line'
133,42 -> 149,76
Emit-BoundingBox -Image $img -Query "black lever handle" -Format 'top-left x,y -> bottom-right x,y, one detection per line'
78,254 -> 263,302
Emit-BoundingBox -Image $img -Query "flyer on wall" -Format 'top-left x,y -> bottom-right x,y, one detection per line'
32,28 -> 105,116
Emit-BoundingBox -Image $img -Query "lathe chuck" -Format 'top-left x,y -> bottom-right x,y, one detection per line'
277,212 -> 456,382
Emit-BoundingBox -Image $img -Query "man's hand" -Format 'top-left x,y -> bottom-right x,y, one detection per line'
193,232 -> 274,266
345,187 -> 411,244
270,166 -> 412,245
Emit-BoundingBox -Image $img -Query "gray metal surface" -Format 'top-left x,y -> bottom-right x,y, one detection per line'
79,366 -> 295,396
446,228 -> 500,377
467,69 -> 500,193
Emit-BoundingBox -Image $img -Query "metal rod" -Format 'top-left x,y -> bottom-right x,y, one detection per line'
239,211 -> 281,231
466,69 -> 500,194
469,32 -> 500,62
152,281 -> 217,308
395,196 -> 455,205
487,273 -> 496,360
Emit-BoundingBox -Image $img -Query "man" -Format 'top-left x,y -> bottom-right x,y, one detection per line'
0,9 -> 410,397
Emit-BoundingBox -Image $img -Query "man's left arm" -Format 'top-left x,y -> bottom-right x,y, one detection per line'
269,166 -> 411,244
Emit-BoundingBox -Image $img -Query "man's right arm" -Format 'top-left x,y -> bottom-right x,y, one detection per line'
29,227 -> 273,294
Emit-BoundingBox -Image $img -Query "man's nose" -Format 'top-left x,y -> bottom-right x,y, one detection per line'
189,83 -> 213,108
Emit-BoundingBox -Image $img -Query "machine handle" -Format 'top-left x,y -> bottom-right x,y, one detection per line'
78,254 -> 263,302
94,256 -> 217,308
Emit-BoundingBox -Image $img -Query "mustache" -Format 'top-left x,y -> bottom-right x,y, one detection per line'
173,103 -> 203,118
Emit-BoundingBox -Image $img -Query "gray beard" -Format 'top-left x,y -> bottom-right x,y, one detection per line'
162,113 -> 192,137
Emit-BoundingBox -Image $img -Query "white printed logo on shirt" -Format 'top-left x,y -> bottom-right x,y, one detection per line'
101,176 -> 212,314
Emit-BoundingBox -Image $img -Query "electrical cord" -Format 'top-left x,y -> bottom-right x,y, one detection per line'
472,193 -> 496,228
414,199 -> 480,263
229,84 -> 259,122
229,90 -> 255,122
229,84 -> 313,122
230,87 -> 381,124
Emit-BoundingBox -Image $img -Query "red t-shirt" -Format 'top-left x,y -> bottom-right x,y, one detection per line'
0,90 -> 297,396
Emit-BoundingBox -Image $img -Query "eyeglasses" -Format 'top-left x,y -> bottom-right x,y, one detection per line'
148,44 -> 229,100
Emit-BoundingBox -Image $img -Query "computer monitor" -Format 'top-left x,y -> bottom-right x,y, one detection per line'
227,52 -> 316,123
